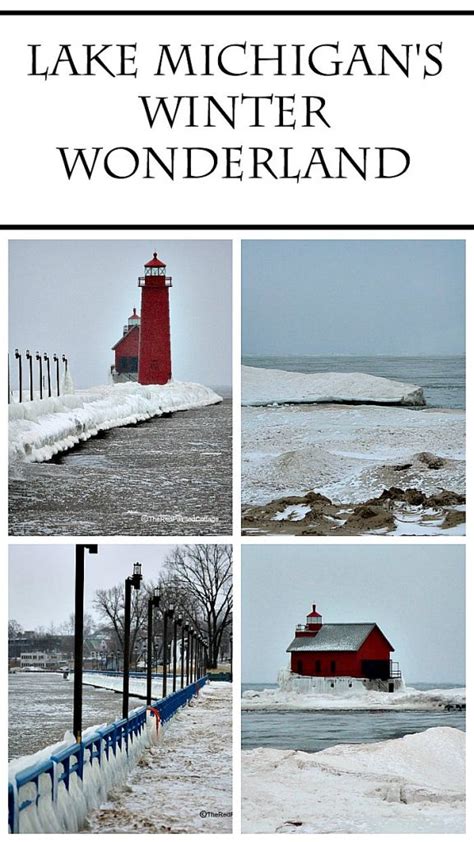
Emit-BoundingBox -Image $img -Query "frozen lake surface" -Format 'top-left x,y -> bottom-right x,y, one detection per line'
9,672 -> 128,760
9,400 -> 232,535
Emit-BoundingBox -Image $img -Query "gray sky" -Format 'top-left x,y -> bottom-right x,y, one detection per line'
9,544 -> 178,629
242,240 -> 465,356
9,240 -> 232,389
242,544 -> 465,685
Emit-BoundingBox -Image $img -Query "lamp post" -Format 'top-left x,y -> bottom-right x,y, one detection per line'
190,630 -> 195,684
195,636 -> 201,682
62,354 -> 68,374
173,615 -> 182,693
73,544 -> 98,742
146,587 -> 160,707
180,622 -> 186,688
44,353 -> 51,397
35,352 -> 43,400
162,605 -> 174,698
186,626 -> 192,686
53,353 -> 60,397
230,633 -> 233,682
26,350 -> 33,401
15,349 -> 22,403
122,563 -> 142,719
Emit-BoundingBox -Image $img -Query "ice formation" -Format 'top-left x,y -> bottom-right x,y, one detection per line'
242,365 -> 426,407
242,727 -> 465,833
9,381 -> 222,463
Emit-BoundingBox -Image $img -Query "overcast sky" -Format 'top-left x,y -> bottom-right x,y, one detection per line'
9,240 -> 232,389
242,240 -> 465,357
9,544 -> 179,629
242,544 -> 465,685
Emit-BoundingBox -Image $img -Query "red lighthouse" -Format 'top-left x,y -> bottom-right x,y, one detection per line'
137,252 -> 172,385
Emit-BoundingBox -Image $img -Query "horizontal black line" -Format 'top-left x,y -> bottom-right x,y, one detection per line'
0,9 -> 472,15
1,224 -> 472,231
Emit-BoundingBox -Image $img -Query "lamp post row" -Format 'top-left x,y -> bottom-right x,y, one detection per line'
9,350 -> 68,403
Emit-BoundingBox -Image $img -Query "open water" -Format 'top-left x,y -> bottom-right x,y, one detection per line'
241,683 -> 466,753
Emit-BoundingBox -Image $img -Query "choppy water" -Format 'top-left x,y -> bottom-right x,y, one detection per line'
242,356 -> 465,409
9,673 -> 129,760
241,683 -> 466,752
9,401 -> 232,536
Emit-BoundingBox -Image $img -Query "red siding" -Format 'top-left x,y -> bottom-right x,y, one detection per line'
291,626 -> 392,678
138,279 -> 171,385
114,326 -> 139,372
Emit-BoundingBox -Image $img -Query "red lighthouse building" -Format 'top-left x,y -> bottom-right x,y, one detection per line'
111,308 -> 140,377
137,252 -> 172,385
287,603 -> 400,684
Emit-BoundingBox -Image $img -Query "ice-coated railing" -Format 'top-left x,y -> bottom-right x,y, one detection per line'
8,675 -> 208,833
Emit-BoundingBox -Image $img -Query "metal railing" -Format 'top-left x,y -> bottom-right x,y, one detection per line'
8,675 -> 208,833
8,351 -> 68,404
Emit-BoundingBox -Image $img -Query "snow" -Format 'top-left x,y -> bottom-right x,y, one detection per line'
9,381 -> 222,463
242,402 -> 465,506
242,365 -> 426,407
85,683 -> 232,834
272,504 -> 311,521
242,727 -> 465,833
241,679 -> 466,712
80,673 -> 163,700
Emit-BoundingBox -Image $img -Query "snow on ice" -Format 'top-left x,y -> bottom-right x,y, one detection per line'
9,381 -> 222,463
85,682 -> 232,834
242,365 -> 426,407
241,677 -> 466,712
242,727 -> 465,833
80,673 -> 164,701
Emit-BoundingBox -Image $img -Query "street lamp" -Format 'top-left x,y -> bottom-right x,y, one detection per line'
173,614 -> 182,693
25,350 -> 33,401
43,353 -> 51,397
122,562 -> 143,719
180,622 -> 187,689
35,352 -> 43,400
53,353 -> 60,397
146,587 -> 160,707
190,630 -> 195,685
162,605 -> 174,698
73,544 -> 98,743
230,633 -> 233,682
62,354 -> 68,374
14,349 -> 22,403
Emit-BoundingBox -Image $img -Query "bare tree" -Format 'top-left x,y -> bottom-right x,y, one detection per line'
8,619 -> 24,638
93,585 -> 149,668
160,544 -> 232,668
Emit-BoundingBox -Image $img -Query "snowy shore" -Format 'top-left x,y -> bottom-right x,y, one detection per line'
242,365 -> 426,407
86,683 -> 232,834
9,381 -> 222,463
241,684 -> 466,712
242,726 -> 465,833
241,367 -> 465,535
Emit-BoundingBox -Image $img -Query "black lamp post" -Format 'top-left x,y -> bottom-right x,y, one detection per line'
122,562 -> 142,719
53,353 -> 60,397
15,349 -> 22,403
73,544 -> 98,743
162,605 -> 174,698
190,630 -> 195,684
44,353 -> 51,397
62,354 -> 68,374
25,350 -> 33,401
180,622 -> 187,688
230,633 -> 233,682
35,352 -> 43,400
173,615 -> 182,693
146,587 -> 160,706
195,636 -> 201,681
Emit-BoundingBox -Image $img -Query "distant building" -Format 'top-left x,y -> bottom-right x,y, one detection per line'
111,307 -> 140,379
20,651 -> 62,669
286,603 -> 402,691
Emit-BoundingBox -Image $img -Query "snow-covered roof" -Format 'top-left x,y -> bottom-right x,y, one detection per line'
287,623 -> 392,652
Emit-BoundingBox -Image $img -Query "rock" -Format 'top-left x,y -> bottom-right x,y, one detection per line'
442,509 -> 465,529
414,451 -> 446,469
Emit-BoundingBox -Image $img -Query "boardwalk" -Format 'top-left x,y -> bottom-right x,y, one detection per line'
85,683 -> 232,834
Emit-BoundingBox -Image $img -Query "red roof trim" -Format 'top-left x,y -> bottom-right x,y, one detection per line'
144,251 -> 166,268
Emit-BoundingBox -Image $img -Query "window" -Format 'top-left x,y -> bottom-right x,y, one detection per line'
296,659 -> 303,675
315,659 -> 321,673
331,659 -> 336,674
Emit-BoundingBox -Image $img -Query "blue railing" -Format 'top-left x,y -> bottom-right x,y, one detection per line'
8,675 -> 208,833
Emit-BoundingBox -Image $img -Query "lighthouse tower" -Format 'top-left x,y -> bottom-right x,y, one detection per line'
137,252 -> 172,385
